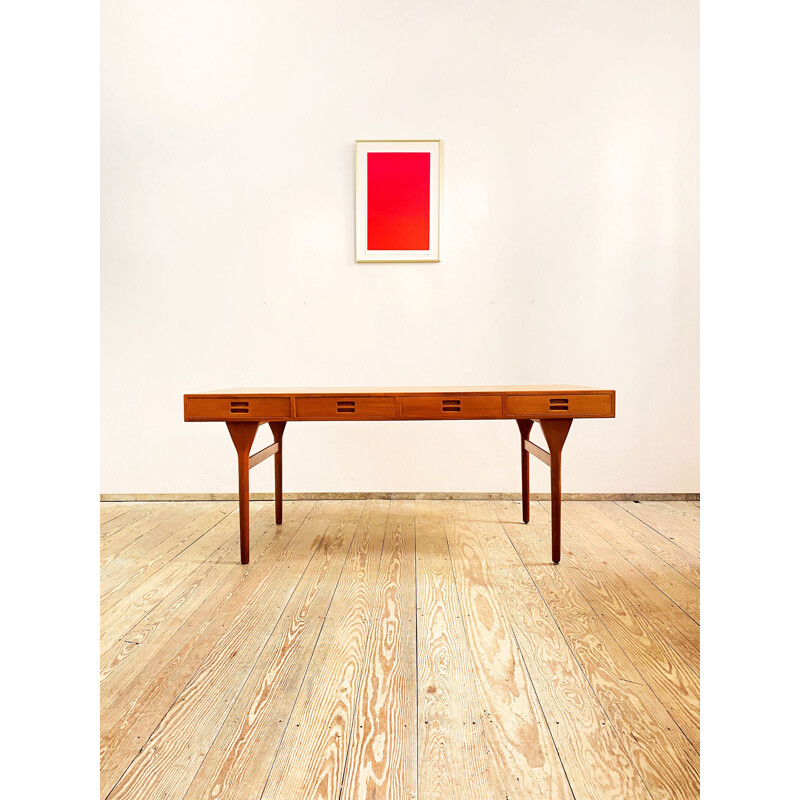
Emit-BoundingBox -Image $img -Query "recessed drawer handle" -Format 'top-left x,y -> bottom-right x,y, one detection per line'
442,399 -> 461,412
337,401 -> 356,413
230,401 -> 249,414
549,397 -> 569,410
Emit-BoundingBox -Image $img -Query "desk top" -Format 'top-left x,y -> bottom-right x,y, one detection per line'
185,385 -> 615,422
187,384 -> 610,396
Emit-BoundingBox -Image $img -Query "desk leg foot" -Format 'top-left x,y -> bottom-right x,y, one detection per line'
540,418 -> 572,564
516,419 -> 534,524
227,421 -> 260,565
268,421 -> 286,525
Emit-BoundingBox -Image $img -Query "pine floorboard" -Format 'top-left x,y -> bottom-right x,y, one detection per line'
100,499 -> 700,800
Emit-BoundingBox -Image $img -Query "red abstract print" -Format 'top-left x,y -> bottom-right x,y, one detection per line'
367,152 -> 430,250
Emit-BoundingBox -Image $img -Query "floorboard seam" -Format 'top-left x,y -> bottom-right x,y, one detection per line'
441,505 -> 509,797
106,503 -> 327,800
614,502 -> 699,559
595,505 -> 700,589
172,503 -> 319,800
548,504 -> 701,680
101,507 -> 241,635
101,500 -> 700,799
491,504 -> 656,799
256,502 -> 367,800
565,506 -> 700,624
459,501 -> 579,800
100,505 -> 295,684
335,502 -> 391,800
540,520 -> 701,758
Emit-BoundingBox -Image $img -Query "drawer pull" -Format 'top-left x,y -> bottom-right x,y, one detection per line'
442,399 -> 461,412
230,401 -> 250,414
549,398 -> 569,411
337,401 -> 356,413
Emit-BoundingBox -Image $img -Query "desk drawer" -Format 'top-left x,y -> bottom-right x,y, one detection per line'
506,393 -> 614,418
185,396 -> 291,421
400,395 -> 503,419
294,395 -> 396,420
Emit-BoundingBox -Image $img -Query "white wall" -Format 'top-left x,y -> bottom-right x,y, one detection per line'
101,0 -> 698,495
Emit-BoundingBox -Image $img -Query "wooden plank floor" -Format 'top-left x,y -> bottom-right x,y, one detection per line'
100,500 -> 700,800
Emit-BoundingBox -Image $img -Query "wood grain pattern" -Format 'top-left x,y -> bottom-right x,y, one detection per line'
100,504 -> 235,643
664,501 -> 701,525
494,500 -> 700,799
100,501 -> 332,796
100,502 -> 197,567
415,500 -> 502,799
339,500 -> 417,800
566,502 -> 699,622
443,506 -> 572,799
105,501 -> 361,800
101,502 -> 145,526
100,503 -> 221,592
260,501 -> 390,800
101,500 -> 699,800
99,502 -> 313,687
591,500 -> 700,587
101,501 -> 170,535
463,501 -> 651,800
100,503 -> 274,686
539,504 -> 701,752
617,502 -> 700,559
557,503 -> 700,675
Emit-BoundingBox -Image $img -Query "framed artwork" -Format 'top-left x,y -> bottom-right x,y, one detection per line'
355,139 -> 441,262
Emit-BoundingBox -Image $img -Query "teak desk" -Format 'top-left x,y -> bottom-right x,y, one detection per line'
184,385 -> 615,564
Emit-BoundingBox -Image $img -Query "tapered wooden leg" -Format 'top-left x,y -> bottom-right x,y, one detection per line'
516,419 -> 534,523
540,418 -> 573,564
227,421 -> 260,564
268,421 -> 286,525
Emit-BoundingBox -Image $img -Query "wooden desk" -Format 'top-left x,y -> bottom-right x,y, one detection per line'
184,385 -> 615,564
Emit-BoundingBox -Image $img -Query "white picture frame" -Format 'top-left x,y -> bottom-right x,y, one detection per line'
355,139 -> 441,262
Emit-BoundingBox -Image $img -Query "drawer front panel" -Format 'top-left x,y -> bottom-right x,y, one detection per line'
294,395 -> 397,420
506,393 -> 614,418
400,395 -> 503,419
186,396 -> 291,420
